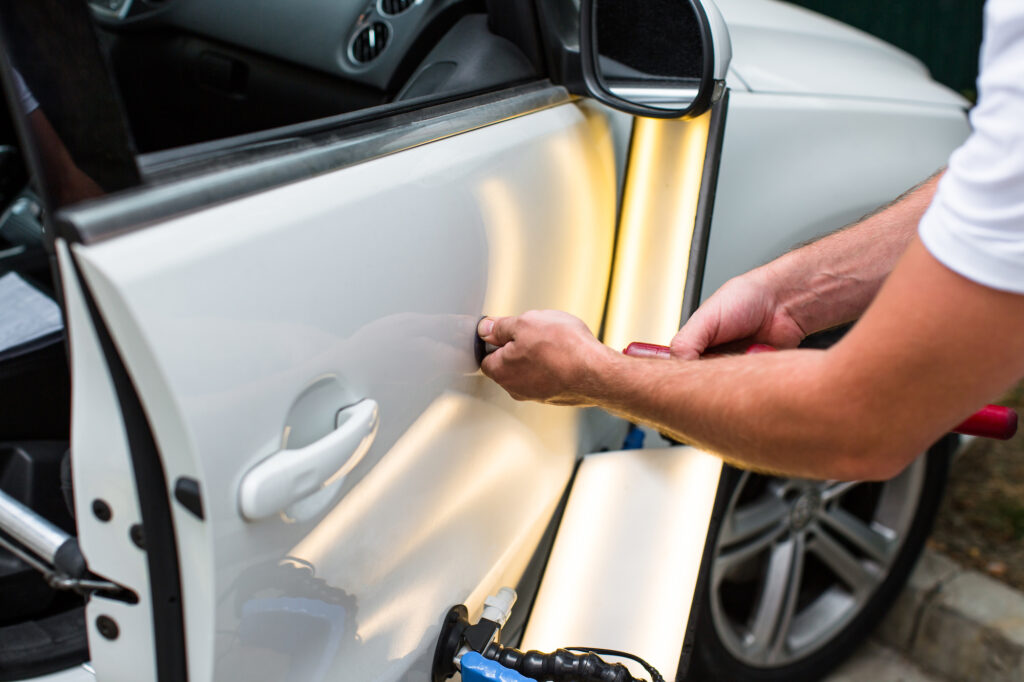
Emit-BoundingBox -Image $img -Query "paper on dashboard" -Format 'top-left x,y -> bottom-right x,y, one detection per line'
0,271 -> 62,356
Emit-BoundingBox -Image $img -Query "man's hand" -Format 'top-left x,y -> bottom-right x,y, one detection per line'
672,173 -> 945,360
670,270 -> 806,359
477,310 -> 615,405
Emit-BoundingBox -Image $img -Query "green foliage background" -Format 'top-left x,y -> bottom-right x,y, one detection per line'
785,0 -> 985,99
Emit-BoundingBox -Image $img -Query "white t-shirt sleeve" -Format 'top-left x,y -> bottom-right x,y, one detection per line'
918,0 -> 1024,294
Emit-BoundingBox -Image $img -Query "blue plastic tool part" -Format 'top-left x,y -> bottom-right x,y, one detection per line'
460,652 -> 532,682
623,424 -> 645,449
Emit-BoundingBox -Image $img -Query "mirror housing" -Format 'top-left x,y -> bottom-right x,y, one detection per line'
579,0 -> 731,119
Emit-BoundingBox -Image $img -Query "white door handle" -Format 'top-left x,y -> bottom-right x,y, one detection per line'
239,399 -> 379,521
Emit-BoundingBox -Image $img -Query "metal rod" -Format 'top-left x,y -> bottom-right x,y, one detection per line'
0,529 -> 56,577
0,531 -> 122,597
0,487 -> 71,567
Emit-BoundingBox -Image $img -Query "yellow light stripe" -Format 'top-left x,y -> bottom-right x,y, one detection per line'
603,113 -> 712,352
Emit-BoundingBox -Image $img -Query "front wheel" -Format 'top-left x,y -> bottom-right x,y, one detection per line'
688,437 -> 953,681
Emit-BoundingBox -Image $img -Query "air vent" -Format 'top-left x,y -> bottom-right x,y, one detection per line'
351,22 -> 390,64
379,0 -> 415,15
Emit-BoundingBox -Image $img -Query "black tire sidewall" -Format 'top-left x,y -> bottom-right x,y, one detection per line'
687,436 -> 954,682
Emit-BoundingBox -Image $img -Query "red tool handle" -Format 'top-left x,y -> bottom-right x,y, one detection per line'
953,404 -> 1019,440
621,342 -> 673,359
621,342 -> 1019,441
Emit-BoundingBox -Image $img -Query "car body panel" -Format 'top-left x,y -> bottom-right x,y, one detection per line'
56,242 -> 158,682
717,0 -> 969,107
521,446 -> 723,680
703,91 -> 971,297
69,97 -> 618,682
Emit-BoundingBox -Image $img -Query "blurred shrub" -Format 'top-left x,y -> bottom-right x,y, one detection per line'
786,0 -> 984,100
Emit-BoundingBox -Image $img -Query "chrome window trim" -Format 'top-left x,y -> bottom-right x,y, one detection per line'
59,82 -> 573,244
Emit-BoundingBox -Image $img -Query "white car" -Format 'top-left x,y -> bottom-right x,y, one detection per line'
0,0 -> 968,680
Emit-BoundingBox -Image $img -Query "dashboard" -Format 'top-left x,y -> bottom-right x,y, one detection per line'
89,0 -> 466,91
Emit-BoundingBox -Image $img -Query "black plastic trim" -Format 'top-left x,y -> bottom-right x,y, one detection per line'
173,478 -> 204,521
396,15 -> 538,101
56,82 -> 570,245
673,92 -> 730,681
52,538 -> 87,579
675,462 -> 740,680
680,89 -> 729,319
532,0 -> 584,94
486,0 -> 546,74
0,605 -> 89,679
72,262 -> 187,682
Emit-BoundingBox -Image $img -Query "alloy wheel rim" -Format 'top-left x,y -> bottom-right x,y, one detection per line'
708,458 -> 925,668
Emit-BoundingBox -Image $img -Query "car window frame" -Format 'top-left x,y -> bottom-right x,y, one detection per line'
1,0 -> 563,246
59,81 -> 573,245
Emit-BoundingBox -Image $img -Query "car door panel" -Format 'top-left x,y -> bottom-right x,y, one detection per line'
57,243 -> 159,682
67,96 -> 618,682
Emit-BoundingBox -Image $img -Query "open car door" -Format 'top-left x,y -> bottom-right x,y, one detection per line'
0,0 -> 742,679
0,1 -> 625,680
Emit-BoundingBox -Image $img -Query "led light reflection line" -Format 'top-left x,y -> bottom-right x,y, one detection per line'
602,113 -> 711,351
521,449 -> 723,680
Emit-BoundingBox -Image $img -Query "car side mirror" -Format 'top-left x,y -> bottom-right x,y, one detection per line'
579,0 -> 731,119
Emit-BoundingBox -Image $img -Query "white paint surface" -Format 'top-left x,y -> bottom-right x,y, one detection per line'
704,91 -> 970,298
58,242 -> 157,682
72,101 -> 617,682
716,0 -> 968,107
522,447 -> 723,681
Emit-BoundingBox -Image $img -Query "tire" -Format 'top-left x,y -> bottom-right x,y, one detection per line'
687,436 -> 953,681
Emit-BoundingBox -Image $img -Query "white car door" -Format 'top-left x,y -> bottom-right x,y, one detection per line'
0,2 -> 627,681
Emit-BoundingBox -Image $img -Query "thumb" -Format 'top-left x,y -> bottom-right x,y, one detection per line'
477,315 -> 516,347
670,315 -> 715,360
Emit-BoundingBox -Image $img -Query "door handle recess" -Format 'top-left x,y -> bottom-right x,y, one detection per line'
239,399 -> 379,521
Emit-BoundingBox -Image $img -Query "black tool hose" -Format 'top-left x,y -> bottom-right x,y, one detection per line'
484,644 -> 665,682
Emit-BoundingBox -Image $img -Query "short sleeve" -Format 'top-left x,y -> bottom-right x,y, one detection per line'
918,0 -> 1024,294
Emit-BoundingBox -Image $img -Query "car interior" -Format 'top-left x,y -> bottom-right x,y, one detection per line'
0,0 -> 551,678
0,113 -> 81,675
93,0 -> 545,154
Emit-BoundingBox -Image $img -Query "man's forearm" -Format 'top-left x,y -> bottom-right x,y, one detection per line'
586,347 -> 872,479
478,176 -> 1024,483
758,170 -> 944,336
577,235 -> 1024,482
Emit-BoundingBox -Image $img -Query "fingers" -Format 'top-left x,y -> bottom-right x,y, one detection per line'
668,276 -> 789,358
475,310 -> 601,405
478,327 -> 534,401
479,347 -> 504,380
477,316 -> 515,381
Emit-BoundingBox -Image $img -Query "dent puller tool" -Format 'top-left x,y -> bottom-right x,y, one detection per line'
433,587 -> 665,682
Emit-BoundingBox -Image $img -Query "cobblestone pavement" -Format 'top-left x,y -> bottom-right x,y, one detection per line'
825,640 -> 940,682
